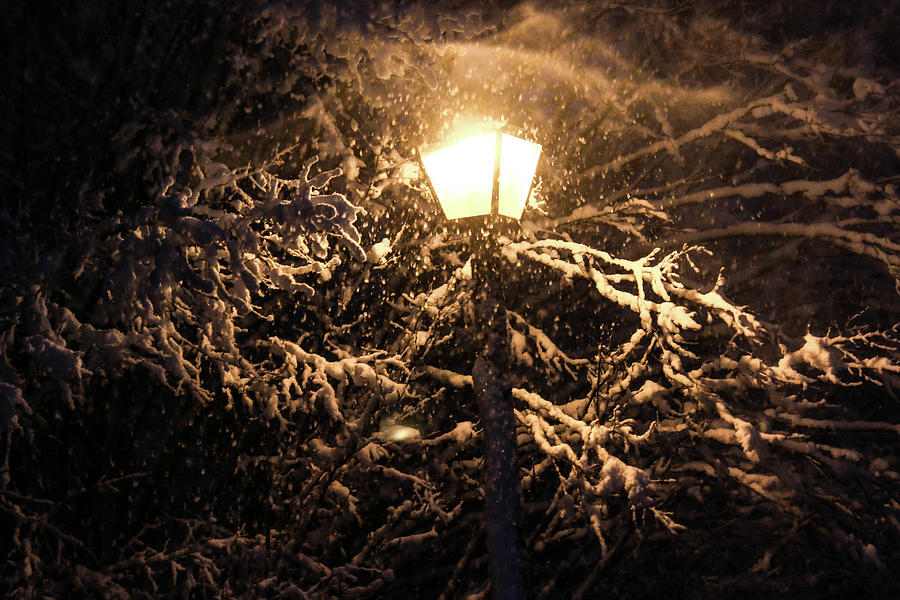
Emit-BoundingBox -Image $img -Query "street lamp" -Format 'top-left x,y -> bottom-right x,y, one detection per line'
419,130 -> 541,600
419,131 -> 541,221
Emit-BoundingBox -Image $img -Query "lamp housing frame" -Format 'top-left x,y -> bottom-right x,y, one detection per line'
417,128 -> 541,223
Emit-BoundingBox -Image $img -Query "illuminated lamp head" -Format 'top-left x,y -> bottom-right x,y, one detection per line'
419,130 -> 541,221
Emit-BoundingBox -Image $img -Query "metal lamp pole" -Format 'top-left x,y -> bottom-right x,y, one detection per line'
470,220 -> 526,600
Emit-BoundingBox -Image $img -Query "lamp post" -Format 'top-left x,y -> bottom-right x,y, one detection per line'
419,130 -> 541,600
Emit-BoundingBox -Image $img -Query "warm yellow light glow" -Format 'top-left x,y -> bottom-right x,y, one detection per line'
420,134 -> 497,220
420,131 -> 541,221
498,134 -> 542,219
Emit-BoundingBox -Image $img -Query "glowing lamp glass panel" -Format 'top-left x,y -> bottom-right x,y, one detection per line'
420,134 -> 497,220
498,134 -> 542,219
421,132 -> 541,221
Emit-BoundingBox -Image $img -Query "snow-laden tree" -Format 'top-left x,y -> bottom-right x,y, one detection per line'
2,1 -> 899,598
